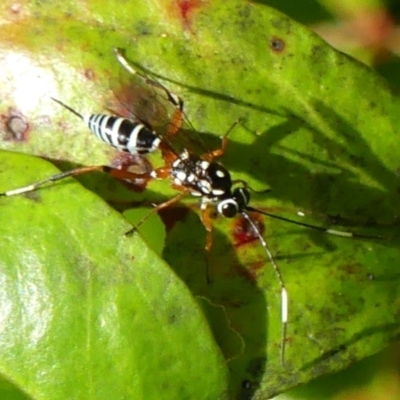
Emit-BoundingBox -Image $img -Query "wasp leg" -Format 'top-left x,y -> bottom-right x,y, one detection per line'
199,206 -> 214,283
125,188 -> 189,235
0,165 -> 154,197
202,119 -> 241,161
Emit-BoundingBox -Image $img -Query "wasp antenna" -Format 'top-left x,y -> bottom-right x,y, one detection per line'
246,206 -> 385,240
244,182 -> 270,194
232,180 -> 270,195
114,47 -> 138,76
114,48 -> 185,114
247,186 -> 270,195
241,211 -> 288,366
51,97 -> 84,120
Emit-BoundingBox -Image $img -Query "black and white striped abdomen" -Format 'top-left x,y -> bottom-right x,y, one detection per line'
83,114 -> 161,155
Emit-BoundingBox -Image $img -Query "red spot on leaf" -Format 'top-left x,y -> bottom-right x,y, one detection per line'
171,0 -> 204,30
233,213 -> 265,247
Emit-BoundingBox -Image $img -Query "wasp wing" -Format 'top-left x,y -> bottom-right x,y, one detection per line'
110,53 -> 210,157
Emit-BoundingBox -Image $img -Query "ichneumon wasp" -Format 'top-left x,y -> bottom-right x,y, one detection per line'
0,48 -> 383,366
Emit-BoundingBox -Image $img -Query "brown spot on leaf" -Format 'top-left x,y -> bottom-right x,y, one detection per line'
270,36 -> 286,53
2,110 -> 30,141
84,68 -> 95,80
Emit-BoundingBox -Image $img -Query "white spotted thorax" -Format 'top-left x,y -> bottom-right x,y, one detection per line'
171,150 -> 234,201
169,150 -> 253,221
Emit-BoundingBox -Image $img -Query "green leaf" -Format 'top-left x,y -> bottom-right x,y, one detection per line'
0,152 -> 228,399
1,0 -> 400,399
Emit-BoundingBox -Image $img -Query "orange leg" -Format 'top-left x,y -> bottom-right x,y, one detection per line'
201,119 -> 240,161
202,135 -> 229,161
158,142 -> 179,165
125,189 -> 189,235
0,165 -> 154,197
159,106 -> 184,164
150,164 -> 171,179
104,166 -> 153,181
200,206 -> 214,283
200,207 -> 214,251
166,107 -> 184,138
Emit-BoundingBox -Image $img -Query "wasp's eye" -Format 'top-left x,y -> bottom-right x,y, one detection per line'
217,198 -> 238,218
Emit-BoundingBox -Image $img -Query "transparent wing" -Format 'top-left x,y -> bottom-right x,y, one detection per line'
109,65 -> 172,131
110,49 -> 211,157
